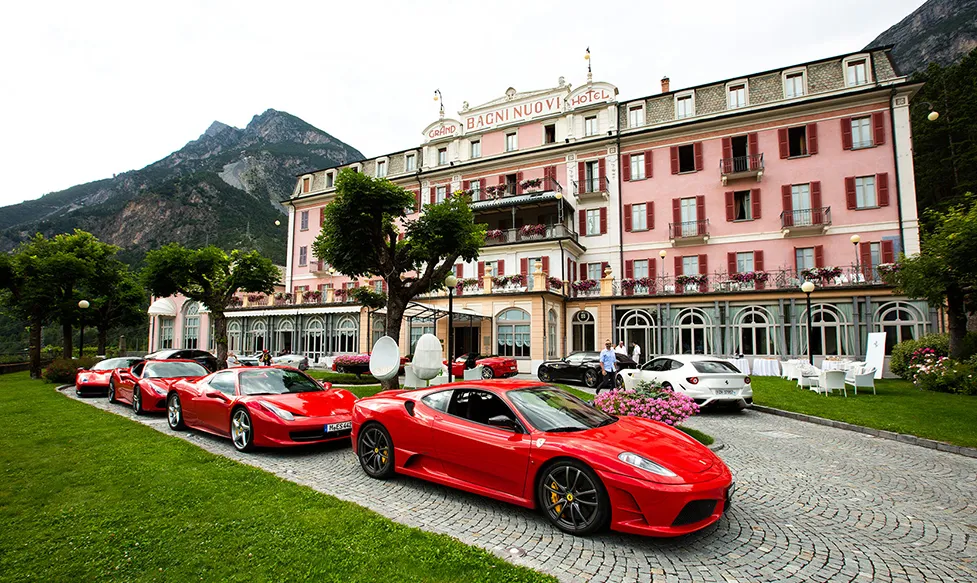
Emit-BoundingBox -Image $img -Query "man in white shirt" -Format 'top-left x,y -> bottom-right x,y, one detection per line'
614,341 -> 627,356
630,342 -> 641,364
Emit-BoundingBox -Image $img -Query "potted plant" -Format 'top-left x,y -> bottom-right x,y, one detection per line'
486,229 -> 506,242
520,177 -> 543,192
304,290 -> 322,303
519,224 -> 547,238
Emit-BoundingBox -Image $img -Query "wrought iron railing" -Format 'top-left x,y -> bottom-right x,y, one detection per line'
669,219 -> 709,239
720,153 -> 763,175
781,207 -> 831,228
474,176 -> 562,201
482,224 -> 578,247
574,175 -> 608,196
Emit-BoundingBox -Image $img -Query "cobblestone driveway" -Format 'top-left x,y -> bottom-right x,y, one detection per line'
62,388 -> 976,583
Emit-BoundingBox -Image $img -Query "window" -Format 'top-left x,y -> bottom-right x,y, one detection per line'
851,116 -> 872,148
674,307 -> 713,355
733,190 -> 752,221
584,116 -> 598,136
784,72 -> 805,98
788,126 -> 808,157
276,319 -> 293,353
801,305 -> 850,357
470,180 -> 481,200
677,144 -> 695,173
326,172 -> 334,188
547,309 -> 558,359
497,308 -> 531,358
586,209 -> 600,237
227,321 -> 241,352
675,93 -> 694,119
572,311 -> 595,352
855,176 -> 877,208
182,302 -> 199,349
299,246 -> 307,266
299,210 -> 309,231
617,309 -> 656,360
727,83 -> 747,109
505,132 -> 517,152
792,184 -> 812,225
633,259 -> 649,279
158,318 -> 174,349
470,140 -> 481,158
405,154 -> 416,171
208,372 -> 237,396
682,255 -> 699,275
735,306 -> 776,356
436,185 -> 447,203
876,302 -> 926,354
736,252 -> 754,273
421,390 -> 451,413
410,317 -> 434,354
333,315 -> 359,354
629,153 -> 646,181
680,197 -> 698,236
302,177 -> 310,193
796,247 -> 815,272
869,242 -> 881,277
587,263 -> 602,280
632,203 -> 647,230
583,160 -> 600,192
376,160 -> 386,177
437,148 -> 447,165
446,389 -> 519,426
247,320 -> 267,353
846,59 -> 868,86
305,318 -> 323,363
629,106 -> 644,128
544,124 -> 556,144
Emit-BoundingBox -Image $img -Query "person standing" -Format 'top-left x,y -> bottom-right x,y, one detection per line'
614,341 -> 627,355
598,341 -> 618,394
631,342 -> 642,364
260,349 -> 272,366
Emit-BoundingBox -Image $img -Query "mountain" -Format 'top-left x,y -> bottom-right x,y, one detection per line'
0,109 -> 363,264
867,0 -> 977,74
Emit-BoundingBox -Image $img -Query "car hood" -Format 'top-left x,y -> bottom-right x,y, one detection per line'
248,390 -> 356,417
78,370 -> 112,381
146,376 -> 203,389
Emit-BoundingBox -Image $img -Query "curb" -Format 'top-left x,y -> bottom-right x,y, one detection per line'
752,405 -> 977,459
707,437 -> 725,453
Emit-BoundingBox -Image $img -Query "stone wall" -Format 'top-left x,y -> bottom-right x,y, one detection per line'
696,85 -> 726,115
749,73 -> 783,105
809,61 -> 845,94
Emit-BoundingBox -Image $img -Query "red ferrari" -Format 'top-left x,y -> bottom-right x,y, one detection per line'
352,380 -> 732,537
165,366 -> 357,452
109,359 -> 209,415
75,357 -> 143,396
446,354 -> 519,379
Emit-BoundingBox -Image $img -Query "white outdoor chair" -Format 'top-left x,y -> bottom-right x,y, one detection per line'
797,365 -> 820,391
463,365 -> 484,381
820,370 -> 848,397
846,367 -> 877,395
780,361 -> 793,379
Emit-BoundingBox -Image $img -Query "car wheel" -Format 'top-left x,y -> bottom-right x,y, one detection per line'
538,460 -> 609,536
107,379 -> 116,403
231,408 -> 254,452
357,423 -> 395,479
537,368 -> 552,382
615,374 -> 625,388
167,393 -> 185,430
481,366 -> 495,379
583,370 -> 599,388
662,382 -> 673,391
132,386 -> 143,416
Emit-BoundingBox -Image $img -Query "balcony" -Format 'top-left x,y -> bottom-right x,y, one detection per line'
719,154 -> 764,185
482,224 -> 579,247
573,175 -> 608,202
781,207 -> 831,236
668,219 -> 709,246
470,176 -> 563,212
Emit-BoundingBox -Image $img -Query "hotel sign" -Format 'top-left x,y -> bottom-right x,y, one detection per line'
464,96 -> 564,131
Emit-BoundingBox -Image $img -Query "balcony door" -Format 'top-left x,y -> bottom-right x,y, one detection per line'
584,161 -> 599,192
792,184 -> 812,226
680,198 -> 698,237
731,136 -> 749,172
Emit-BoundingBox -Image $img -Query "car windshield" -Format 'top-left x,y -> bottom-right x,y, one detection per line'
691,361 -> 741,374
91,358 -> 139,371
144,361 -> 208,378
239,368 -> 323,396
507,387 -> 616,433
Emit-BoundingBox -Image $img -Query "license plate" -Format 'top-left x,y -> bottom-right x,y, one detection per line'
326,421 -> 352,433
715,389 -> 737,395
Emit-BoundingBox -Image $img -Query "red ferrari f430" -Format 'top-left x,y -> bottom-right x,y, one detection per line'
109,359 -> 209,414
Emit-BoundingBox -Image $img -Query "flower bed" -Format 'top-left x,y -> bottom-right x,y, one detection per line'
907,348 -> 977,395
593,381 -> 699,426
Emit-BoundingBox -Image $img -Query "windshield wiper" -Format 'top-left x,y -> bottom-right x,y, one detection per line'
545,426 -> 586,433
597,417 -> 618,427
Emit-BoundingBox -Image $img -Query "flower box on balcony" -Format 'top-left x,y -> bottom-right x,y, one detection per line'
520,224 -> 547,238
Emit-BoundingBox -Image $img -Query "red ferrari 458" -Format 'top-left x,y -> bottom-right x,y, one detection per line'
352,380 -> 733,537
446,354 -> 519,379
75,357 -> 143,396
165,366 -> 357,452
109,359 -> 209,414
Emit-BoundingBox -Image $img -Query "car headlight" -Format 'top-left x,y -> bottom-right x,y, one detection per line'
150,384 -> 167,396
618,452 -> 677,477
258,400 -> 295,421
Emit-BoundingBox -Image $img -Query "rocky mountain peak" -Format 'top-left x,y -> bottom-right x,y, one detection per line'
867,0 -> 977,74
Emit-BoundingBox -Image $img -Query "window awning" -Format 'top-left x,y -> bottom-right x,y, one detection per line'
147,297 -> 177,316
225,305 -> 362,318
470,192 -> 559,212
374,301 -> 490,321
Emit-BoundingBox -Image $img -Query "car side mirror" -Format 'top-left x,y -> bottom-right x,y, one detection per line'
321,380 -> 332,389
487,415 -> 518,431
204,390 -> 229,401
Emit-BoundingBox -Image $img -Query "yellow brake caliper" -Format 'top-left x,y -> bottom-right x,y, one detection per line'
551,481 -> 562,514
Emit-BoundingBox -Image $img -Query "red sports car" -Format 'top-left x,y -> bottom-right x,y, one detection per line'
352,380 -> 732,537
446,354 -> 519,379
165,366 -> 357,452
109,359 -> 209,415
75,357 -> 143,396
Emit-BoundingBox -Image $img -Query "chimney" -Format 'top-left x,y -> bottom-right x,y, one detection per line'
661,76 -> 670,93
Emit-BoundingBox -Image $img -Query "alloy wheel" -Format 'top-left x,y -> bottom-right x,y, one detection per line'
231,409 -> 252,451
481,366 -> 494,379
167,394 -> 184,429
584,370 -> 598,388
107,380 -> 116,403
538,368 -> 551,382
132,387 -> 142,415
358,425 -> 394,478
541,463 -> 604,535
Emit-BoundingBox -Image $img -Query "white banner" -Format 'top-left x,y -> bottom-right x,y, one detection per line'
864,332 -> 886,379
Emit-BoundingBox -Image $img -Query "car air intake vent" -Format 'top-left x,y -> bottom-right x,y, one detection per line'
672,500 -> 718,526
405,401 -> 415,416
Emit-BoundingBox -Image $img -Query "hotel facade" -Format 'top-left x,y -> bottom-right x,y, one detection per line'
148,47 -> 934,375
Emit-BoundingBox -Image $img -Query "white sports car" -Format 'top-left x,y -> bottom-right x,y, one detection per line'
616,355 -> 753,409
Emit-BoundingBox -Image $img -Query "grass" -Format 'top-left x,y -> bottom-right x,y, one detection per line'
0,372 -> 554,583
307,370 -> 380,385
751,376 -> 977,448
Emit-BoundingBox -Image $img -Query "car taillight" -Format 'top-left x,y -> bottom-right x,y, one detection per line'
744,376 -> 751,384
686,377 -> 699,385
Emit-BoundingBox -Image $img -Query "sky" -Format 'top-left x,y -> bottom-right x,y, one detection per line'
0,0 -> 927,208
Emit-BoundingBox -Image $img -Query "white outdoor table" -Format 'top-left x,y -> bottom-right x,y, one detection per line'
729,358 -> 750,374
752,358 -> 781,376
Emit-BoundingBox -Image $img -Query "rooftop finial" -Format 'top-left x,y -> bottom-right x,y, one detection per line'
585,47 -> 592,84
433,89 -> 444,119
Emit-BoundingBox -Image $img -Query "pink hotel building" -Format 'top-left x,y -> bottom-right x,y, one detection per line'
148,47 -> 934,375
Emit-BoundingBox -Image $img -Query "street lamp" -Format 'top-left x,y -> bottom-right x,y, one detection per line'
77,300 -> 90,358
444,273 -> 458,382
275,219 -> 281,226
800,281 -> 815,365
659,250 -> 667,291
554,190 -> 563,228
850,234 -> 861,276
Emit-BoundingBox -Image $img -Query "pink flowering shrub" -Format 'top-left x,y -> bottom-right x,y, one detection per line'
593,381 -> 699,426
908,348 -> 977,395
333,354 -> 371,366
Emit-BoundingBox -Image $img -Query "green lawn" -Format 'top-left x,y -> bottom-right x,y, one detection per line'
751,376 -> 977,448
0,372 -> 554,583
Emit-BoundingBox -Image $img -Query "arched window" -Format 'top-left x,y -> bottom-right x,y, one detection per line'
798,304 -> 851,356
497,308 -> 531,358
372,315 -> 387,348
227,321 -> 241,352
182,302 -> 200,349
734,306 -> 777,356
333,315 -> 359,354
617,309 -> 656,361
305,318 -> 324,362
572,310 -> 595,352
875,302 -> 926,354
277,318 -> 294,353
248,320 -> 267,353
674,308 -> 714,355
410,317 -> 434,355
547,309 -> 558,359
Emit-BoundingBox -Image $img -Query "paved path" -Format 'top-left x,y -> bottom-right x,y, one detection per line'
61,388 -> 976,583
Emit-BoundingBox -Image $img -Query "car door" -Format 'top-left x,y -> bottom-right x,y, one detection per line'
555,354 -> 586,381
192,371 -> 238,434
430,388 -> 531,498
117,362 -> 144,403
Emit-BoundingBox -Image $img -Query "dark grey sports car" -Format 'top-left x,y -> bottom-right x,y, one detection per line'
536,351 -> 638,388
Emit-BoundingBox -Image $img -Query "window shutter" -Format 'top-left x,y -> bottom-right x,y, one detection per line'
429,189 -> 435,206
599,207 -> 607,234
782,185 -> 793,227
845,177 -> 857,209
649,257 -> 657,278
497,260 -> 505,276
625,260 -> 634,279
498,174 -> 506,185
542,256 -> 549,275
672,198 -> 681,229
727,252 -> 737,274
860,243 -> 872,274
579,262 -> 587,280
520,258 -> 529,277
778,128 -> 789,158
601,262 -> 609,278
872,112 -> 885,145
807,123 -> 818,155
793,247 -> 799,272
566,258 -> 572,280
319,207 -> 325,227
881,240 -> 894,263
696,195 -> 705,234
670,146 -> 679,174
478,261 -> 485,278
624,203 -> 633,231
516,171 -> 524,194
644,150 -> 653,178
721,137 -> 732,162
751,188 -> 761,219
579,209 -> 586,236
815,245 -> 825,268
754,250 -> 764,271
647,201 -> 654,230
455,264 -> 463,278
577,161 -> 585,193
748,132 -> 759,157
877,173 -> 890,206
698,254 -> 708,275
811,181 -> 822,209
841,118 -> 853,150
462,180 -> 470,191
674,256 -> 683,276
414,191 -> 421,211
694,142 -> 703,171
445,185 -> 452,199
725,191 -> 735,222
598,158 -> 606,187
622,154 -> 631,182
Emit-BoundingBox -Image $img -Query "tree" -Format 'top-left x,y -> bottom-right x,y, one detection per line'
141,244 -> 279,369
313,169 -> 485,390
0,235 -> 61,378
890,196 -> 977,359
83,259 -> 147,355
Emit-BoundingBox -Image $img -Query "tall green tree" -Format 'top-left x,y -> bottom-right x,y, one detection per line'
0,235 -> 61,378
313,169 -> 485,390
890,195 -> 977,359
141,245 -> 279,369
84,259 -> 147,355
